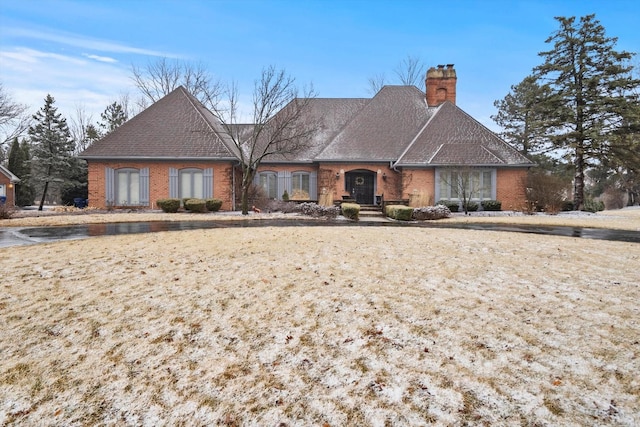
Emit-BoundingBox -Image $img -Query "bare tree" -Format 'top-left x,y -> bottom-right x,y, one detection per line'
131,58 -> 221,108
69,104 -> 95,154
367,73 -> 387,95
212,66 -> 317,214
368,55 -> 426,94
394,55 -> 426,86
0,82 -> 31,154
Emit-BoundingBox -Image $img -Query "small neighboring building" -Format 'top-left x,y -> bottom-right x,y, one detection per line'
80,65 -> 534,211
0,164 -> 20,206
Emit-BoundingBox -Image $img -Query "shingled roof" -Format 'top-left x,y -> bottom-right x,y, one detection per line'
259,97 -> 368,163
315,86 -> 432,162
80,86 -> 239,160
81,84 -> 533,168
394,101 -> 534,167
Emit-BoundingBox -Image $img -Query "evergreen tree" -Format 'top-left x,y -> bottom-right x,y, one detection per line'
533,14 -> 640,210
99,102 -> 128,134
7,138 -> 36,206
492,75 -> 555,157
28,94 -> 76,210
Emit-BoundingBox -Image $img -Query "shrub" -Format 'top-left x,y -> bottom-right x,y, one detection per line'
205,198 -> 223,212
602,188 -> 625,210
264,199 -> 298,213
412,205 -> 451,220
294,202 -> 340,218
408,191 -> 431,207
522,169 -> 570,213
561,200 -> 574,211
438,200 -> 459,213
583,197 -> 605,213
282,190 -> 289,201
463,201 -> 479,212
184,198 -> 206,213
182,198 -> 192,209
0,202 -> 14,219
291,189 -> 310,200
340,202 -> 360,220
156,198 -> 180,213
481,200 -> 502,211
385,204 -> 414,221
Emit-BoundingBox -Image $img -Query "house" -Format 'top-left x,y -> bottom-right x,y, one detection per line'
0,164 -> 20,206
80,65 -> 534,211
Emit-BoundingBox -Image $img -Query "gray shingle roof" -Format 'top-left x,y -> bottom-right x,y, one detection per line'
80,86 -> 239,159
395,101 -> 534,167
315,86 -> 431,162
259,97 -> 368,163
80,85 -> 533,168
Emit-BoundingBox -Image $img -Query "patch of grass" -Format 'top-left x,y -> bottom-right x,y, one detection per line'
543,395 -> 565,416
3,362 -> 31,384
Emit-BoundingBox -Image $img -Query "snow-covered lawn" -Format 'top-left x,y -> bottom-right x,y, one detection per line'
0,216 -> 638,425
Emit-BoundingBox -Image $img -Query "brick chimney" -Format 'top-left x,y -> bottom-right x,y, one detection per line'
425,64 -> 457,106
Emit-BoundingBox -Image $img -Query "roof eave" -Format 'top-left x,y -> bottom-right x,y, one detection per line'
80,156 -> 239,161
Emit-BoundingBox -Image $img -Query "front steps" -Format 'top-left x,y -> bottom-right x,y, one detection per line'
358,204 -> 387,221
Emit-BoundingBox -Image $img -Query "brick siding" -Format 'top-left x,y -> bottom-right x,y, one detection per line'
88,161 -> 235,210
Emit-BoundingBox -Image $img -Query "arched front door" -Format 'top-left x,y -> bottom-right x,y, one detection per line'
345,170 -> 375,204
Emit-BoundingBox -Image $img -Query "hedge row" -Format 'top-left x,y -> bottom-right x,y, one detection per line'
156,198 -> 223,213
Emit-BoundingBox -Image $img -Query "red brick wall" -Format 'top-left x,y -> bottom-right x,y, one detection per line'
496,168 -> 529,211
317,162 -> 402,201
0,174 -> 16,206
87,161 -> 236,210
402,169 -> 436,204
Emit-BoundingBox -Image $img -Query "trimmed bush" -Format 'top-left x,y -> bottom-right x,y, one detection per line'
385,204 -> 414,221
205,198 -> 223,212
157,198 -> 180,213
583,197 -> 604,213
438,200 -> 459,213
340,202 -> 360,221
412,205 -> 451,220
463,201 -> 479,212
184,198 -> 206,213
481,200 -> 502,211
294,202 -> 340,218
182,198 -> 193,209
282,190 -> 290,201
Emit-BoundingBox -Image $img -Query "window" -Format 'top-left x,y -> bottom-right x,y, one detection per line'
116,169 -> 140,205
258,172 -> 278,199
291,172 -> 310,199
179,168 -> 204,199
437,169 -> 494,200
0,184 -> 5,197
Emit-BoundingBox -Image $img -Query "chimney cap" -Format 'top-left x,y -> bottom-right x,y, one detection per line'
437,64 -> 445,69
446,64 -> 454,68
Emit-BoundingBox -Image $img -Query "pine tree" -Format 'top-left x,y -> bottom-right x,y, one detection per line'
534,14 -> 640,210
492,75 -> 555,157
28,94 -> 76,210
99,102 -> 128,134
7,138 -> 36,206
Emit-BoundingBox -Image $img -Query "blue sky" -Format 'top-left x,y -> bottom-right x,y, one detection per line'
1,0 -> 639,132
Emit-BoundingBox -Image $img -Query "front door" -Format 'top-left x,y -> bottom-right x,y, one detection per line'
345,170 -> 375,204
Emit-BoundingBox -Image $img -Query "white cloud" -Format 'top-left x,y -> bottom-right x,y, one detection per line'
83,53 -> 118,63
4,26 -> 180,58
0,46 -> 136,123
